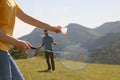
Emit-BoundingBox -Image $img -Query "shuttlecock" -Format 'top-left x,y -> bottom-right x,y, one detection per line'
61,27 -> 67,37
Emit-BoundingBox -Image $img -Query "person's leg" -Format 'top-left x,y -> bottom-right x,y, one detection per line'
8,54 -> 25,80
45,52 -> 51,70
0,50 -> 12,80
50,52 -> 55,71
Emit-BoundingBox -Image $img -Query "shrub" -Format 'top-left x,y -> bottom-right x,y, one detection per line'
9,46 -> 28,59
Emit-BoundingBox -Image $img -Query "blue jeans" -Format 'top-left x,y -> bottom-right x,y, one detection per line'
0,50 -> 24,80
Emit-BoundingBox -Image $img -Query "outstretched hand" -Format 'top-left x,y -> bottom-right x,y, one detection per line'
52,26 -> 62,33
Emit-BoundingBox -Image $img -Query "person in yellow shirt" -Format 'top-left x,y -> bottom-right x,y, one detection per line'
0,0 -> 61,80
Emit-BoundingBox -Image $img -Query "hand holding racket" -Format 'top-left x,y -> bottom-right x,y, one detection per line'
30,46 -> 38,49
58,26 -> 68,37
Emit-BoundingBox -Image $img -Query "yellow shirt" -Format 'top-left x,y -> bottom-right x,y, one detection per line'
0,0 -> 18,51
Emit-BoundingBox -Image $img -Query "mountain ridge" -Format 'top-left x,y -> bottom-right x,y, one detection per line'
19,21 -> 120,49
19,21 -> 120,64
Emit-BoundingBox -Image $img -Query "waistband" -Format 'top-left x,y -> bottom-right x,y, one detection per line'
0,50 -> 9,54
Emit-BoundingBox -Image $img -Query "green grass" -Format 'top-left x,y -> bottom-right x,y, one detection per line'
16,57 -> 120,80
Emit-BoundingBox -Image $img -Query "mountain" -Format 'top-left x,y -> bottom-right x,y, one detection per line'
95,21 -> 120,35
19,23 -> 100,49
88,32 -> 120,49
86,21 -> 120,49
19,21 -> 120,50
19,21 -> 120,64
66,23 -> 100,43
19,28 -> 45,46
91,36 -> 120,64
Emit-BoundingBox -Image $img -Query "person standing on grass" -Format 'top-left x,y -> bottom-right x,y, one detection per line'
0,0 -> 61,80
39,30 -> 56,71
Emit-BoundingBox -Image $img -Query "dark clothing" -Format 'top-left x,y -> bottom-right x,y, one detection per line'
42,35 -> 55,70
42,35 -> 53,51
45,51 -> 55,70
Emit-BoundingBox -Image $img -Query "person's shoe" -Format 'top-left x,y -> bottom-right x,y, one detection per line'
47,67 -> 51,70
52,67 -> 55,71
52,69 -> 55,71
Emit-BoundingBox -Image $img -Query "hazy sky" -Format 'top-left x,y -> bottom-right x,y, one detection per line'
13,0 -> 120,38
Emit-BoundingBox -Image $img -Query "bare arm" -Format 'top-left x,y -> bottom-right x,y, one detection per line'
38,43 -> 44,49
0,30 -> 31,50
38,43 -> 44,48
16,6 -> 61,33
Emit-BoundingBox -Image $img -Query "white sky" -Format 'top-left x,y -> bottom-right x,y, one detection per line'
13,0 -> 120,38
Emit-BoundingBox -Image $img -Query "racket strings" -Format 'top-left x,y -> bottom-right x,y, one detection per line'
60,44 -> 91,70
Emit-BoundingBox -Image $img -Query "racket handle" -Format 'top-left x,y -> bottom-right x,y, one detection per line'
30,46 -> 37,49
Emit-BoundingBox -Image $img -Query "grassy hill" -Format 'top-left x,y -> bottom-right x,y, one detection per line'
15,57 -> 120,80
